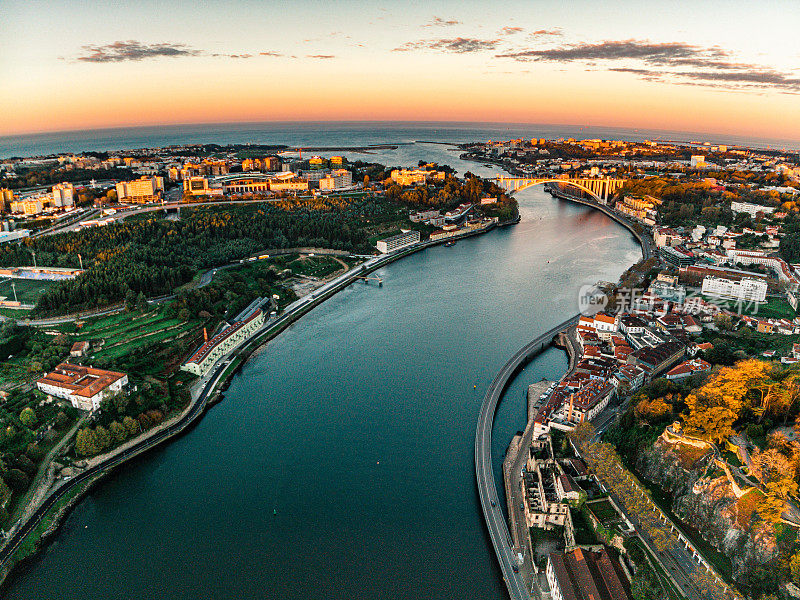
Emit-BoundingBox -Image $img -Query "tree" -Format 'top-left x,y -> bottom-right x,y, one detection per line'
6,468 -> 29,492
123,415 -> 140,437
75,427 -> 99,456
19,407 -> 37,429
95,425 -> 111,451
109,421 -> 127,444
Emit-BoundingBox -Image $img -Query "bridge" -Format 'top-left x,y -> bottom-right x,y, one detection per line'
493,176 -> 624,203
475,315 -> 581,600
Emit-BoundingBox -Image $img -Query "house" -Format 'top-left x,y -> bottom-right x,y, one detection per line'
70,341 -> 90,357
36,363 -> 128,411
665,358 -> 712,381
546,547 -> 631,600
555,473 -> 582,503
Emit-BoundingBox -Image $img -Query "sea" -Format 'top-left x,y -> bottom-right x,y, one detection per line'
1,121 -> 799,160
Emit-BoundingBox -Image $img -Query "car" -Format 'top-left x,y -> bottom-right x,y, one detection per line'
511,565 -> 519,573
490,500 -> 496,507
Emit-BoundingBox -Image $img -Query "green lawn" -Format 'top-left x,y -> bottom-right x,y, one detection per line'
586,498 -> 619,523
755,297 -> 798,320
286,256 -> 344,278
0,278 -> 55,305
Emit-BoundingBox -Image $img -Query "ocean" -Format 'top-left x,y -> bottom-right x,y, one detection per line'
2,121 -> 799,159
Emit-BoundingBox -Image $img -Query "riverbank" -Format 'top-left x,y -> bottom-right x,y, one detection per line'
0,213 -> 515,589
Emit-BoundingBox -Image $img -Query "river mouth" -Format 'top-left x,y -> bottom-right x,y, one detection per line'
3,179 -> 641,600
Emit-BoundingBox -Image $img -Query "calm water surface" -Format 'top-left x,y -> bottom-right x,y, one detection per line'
3,154 -> 641,599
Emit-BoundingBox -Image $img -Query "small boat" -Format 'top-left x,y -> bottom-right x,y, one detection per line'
273,508 -> 277,516
444,241 -> 456,247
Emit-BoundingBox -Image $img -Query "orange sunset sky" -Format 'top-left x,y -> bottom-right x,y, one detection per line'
2,0 -> 799,140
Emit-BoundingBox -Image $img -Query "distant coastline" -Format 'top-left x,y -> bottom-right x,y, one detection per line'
4,121 -> 800,159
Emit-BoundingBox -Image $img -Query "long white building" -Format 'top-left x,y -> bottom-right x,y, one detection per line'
182,309 -> 265,376
701,275 -> 767,303
376,230 -> 420,253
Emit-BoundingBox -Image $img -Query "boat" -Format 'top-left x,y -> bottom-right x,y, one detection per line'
444,241 -> 456,247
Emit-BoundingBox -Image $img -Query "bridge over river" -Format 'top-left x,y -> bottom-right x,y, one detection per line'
493,176 -> 624,203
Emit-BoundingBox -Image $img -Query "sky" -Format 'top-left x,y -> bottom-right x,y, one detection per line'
2,0 -> 800,140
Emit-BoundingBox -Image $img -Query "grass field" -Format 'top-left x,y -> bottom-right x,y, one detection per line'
585,498 -> 619,523
75,308 -> 203,363
0,278 -> 55,305
755,297 -> 798,320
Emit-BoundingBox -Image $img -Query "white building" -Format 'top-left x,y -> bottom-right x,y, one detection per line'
116,176 -> 164,203
690,155 -> 706,168
36,363 -> 128,411
182,309 -> 265,376
701,275 -> 767,303
731,201 -> 776,218
52,182 -> 75,207
376,230 -> 420,253
318,169 -> 353,191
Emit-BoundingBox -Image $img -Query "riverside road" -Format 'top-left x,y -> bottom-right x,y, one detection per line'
475,315 -> 581,600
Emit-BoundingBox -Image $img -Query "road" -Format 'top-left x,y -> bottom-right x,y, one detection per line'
475,315 -> 580,600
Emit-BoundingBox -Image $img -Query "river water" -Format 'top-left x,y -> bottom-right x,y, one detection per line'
3,145 -> 641,599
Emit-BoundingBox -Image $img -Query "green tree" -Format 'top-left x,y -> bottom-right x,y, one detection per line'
19,407 -> 37,429
75,427 -> 99,456
109,421 -> 127,444
123,416 -> 140,437
95,425 -> 111,451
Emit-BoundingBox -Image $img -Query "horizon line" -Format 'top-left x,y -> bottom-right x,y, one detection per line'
3,118 -> 799,152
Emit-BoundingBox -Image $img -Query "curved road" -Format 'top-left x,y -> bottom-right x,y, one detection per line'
475,315 -> 580,600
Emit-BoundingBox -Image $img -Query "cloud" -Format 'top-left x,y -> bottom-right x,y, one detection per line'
528,28 -> 562,37
496,38 -> 799,93
609,66 -> 800,92
77,40 -> 200,62
499,26 -> 524,35
306,54 -> 336,59
212,53 -> 253,59
393,37 -> 500,53
423,17 -> 461,27
496,39 -> 726,65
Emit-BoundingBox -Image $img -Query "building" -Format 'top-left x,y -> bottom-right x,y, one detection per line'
242,156 -> 280,172
389,168 -> 445,186
546,547 -> 631,600
52,182 -> 75,207
665,358 -> 712,380
69,341 -> 90,357
661,246 -> 694,268
116,176 -> 164,203
0,188 -> 14,210
10,199 -> 43,215
731,201 -> 776,218
726,249 -> 799,292
701,275 -> 767,303
182,309 -> 266,376
376,230 -> 420,253
36,363 -> 128,411
183,176 -> 224,196
318,169 -> 353,191
690,155 -> 706,168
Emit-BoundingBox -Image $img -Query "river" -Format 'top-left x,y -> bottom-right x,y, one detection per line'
2,148 -> 641,599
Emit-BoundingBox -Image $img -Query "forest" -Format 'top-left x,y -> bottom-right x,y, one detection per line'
0,196 -> 386,314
